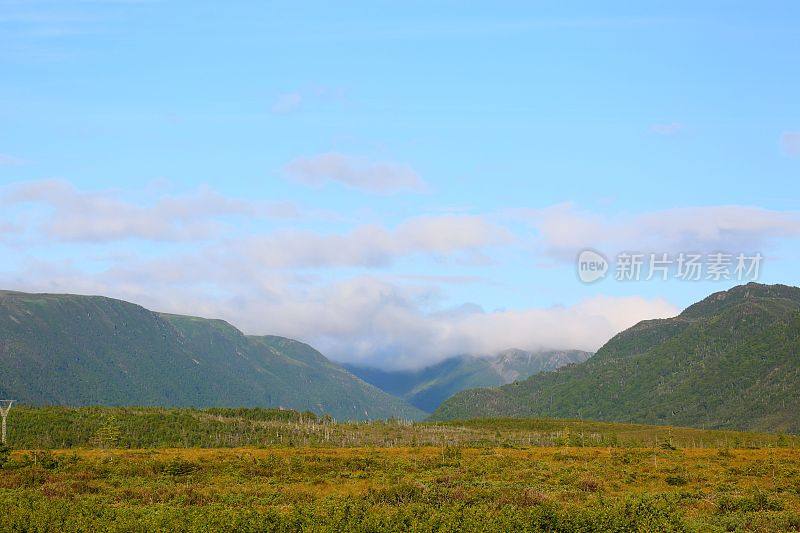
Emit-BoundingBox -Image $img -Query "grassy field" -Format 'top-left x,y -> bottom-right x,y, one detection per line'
1,407 -> 800,531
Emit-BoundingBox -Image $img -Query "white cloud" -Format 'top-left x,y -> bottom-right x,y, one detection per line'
236,215 -> 511,268
515,203 -> 800,260
283,152 -> 426,193
0,180 -> 507,264
4,181 -> 798,370
426,294 -> 678,366
781,132 -> 800,157
271,92 -> 303,114
0,263 -> 677,369
1,180 -> 302,242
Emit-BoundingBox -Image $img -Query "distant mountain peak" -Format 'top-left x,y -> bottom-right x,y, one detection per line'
346,348 -> 592,413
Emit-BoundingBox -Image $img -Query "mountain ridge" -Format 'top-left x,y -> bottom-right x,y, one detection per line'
431,283 -> 800,432
0,290 -> 425,420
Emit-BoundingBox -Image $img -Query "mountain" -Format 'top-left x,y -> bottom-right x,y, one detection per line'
0,290 -> 425,421
345,349 -> 592,413
431,283 -> 800,432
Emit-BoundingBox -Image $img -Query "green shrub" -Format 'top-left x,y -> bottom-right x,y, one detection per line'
665,475 -> 688,486
161,457 -> 201,477
717,491 -> 784,513
21,450 -> 61,470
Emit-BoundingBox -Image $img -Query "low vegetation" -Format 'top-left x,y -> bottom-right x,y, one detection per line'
1,406 -> 799,531
7,405 -> 800,449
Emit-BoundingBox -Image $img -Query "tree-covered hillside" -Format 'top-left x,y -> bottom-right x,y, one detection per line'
0,291 -> 424,420
431,283 -> 800,432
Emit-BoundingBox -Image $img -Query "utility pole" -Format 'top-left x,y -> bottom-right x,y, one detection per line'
0,400 -> 13,445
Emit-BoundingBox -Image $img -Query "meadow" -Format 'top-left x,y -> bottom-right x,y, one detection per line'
1,406 -> 800,531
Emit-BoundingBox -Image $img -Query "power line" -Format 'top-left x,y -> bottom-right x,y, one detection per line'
0,401 -> 13,445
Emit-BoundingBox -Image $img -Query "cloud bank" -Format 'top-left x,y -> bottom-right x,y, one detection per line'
1,265 -> 678,369
237,215 -> 511,269
514,203 -> 800,261
3,180 -> 799,369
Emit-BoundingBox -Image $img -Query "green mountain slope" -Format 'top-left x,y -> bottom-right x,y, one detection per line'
345,349 -> 592,412
431,283 -> 800,432
0,290 -> 425,421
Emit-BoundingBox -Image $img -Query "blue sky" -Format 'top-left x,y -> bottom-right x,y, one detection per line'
1,1 -> 799,368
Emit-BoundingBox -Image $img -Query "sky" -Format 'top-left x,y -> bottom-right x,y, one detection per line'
1,1 -> 799,369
